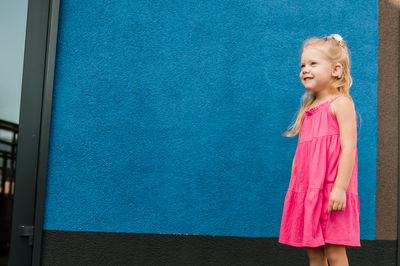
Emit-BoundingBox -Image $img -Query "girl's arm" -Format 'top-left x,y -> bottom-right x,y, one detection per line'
328,97 -> 357,213
333,97 -> 357,191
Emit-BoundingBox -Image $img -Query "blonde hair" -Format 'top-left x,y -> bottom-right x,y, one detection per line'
282,35 -> 356,137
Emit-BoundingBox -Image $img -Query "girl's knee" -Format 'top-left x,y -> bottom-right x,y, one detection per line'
306,246 -> 326,259
325,244 -> 347,261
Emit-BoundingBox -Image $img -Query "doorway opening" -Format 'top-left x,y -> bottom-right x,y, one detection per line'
0,0 -> 27,264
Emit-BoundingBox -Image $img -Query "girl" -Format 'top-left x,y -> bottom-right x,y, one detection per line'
278,34 -> 360,266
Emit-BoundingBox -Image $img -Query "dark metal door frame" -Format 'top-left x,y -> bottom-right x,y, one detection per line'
8,0 -> 60,265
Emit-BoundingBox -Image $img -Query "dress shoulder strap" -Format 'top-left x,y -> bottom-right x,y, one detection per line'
328,94 -> 345,104
328,94 -> 358,123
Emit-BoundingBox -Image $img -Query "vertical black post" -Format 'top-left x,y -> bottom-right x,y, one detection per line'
8,0 -> 52,265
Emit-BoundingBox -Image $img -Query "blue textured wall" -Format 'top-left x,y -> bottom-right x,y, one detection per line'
44,0 -> 377,239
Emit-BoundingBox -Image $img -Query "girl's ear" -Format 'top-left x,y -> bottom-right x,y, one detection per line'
332,63 -> 343,78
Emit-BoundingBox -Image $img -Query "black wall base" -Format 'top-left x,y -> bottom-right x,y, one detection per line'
41,230 -> 396,266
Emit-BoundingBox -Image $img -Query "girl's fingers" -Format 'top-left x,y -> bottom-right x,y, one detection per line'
328,201 -> 333,213
329,200 -> 346,212
332,201 -> 339,211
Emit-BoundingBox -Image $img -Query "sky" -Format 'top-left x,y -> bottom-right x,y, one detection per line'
0,0 -> 28,124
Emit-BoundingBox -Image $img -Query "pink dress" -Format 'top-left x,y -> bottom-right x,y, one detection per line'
279,95 -> 361,247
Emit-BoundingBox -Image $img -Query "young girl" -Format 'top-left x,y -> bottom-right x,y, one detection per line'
279,34 -> 360,266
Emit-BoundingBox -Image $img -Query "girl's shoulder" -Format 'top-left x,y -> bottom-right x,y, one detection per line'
330,94 -> 355,118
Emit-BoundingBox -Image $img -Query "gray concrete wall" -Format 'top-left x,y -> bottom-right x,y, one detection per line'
376,0 -> 399,240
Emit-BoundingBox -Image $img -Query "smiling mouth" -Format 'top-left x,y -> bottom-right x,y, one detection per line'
304,77 -> 313,81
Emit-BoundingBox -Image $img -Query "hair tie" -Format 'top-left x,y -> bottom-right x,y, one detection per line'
323,34 -> 344,47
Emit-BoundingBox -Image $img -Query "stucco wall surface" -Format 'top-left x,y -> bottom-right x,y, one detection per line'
44,0 -> 378,239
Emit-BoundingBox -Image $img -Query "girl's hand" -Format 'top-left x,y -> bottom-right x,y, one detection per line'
328,186 -> 347,214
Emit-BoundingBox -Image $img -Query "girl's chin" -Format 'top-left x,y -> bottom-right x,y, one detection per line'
305,88 -> 319,93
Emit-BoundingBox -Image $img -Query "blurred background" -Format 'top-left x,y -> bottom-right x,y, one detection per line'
0,0 -> 27,263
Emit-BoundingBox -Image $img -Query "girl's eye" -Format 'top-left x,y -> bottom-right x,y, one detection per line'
300,62 -> 316,67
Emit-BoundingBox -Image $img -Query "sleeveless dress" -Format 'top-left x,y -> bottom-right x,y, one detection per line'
279,95 -> 361,247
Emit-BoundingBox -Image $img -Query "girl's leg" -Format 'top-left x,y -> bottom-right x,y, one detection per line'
325,243 -> 348,266
306,246 -> 328,266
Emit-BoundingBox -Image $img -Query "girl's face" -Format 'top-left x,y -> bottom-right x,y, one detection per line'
299,48 -> 335,93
